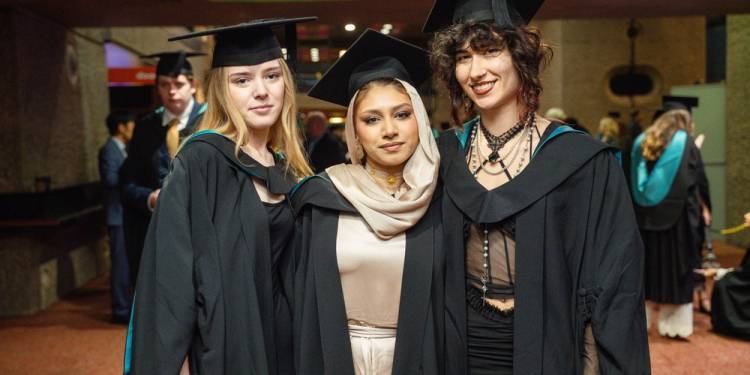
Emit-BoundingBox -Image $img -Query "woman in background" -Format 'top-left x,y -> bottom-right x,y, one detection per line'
632,108 -> 711,339
597,116 -> 621,149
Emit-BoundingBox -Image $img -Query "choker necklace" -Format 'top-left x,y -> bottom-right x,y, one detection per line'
469,113 -> 536,178
480,117 -> 526,162
365,164 -> 404,187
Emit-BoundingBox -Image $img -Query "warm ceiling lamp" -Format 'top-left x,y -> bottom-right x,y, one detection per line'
344,23 -> 356,32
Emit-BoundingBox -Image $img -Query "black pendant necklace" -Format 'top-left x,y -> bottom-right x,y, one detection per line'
480,119 -> 525,162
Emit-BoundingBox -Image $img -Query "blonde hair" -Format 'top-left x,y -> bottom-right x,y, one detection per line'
641,109 -> 693,161
597,117 -> 620,144
197,58 -> 312,179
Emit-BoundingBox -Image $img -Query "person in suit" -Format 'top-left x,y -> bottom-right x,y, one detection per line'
119,51 -> 207,283
99,111 -> 135,323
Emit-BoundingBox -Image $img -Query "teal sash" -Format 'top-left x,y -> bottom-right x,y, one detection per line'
631,130 -> 687,206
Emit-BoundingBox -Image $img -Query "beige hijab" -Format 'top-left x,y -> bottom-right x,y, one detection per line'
326,79 -> 440,240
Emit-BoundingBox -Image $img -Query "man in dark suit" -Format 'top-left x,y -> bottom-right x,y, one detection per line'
119,51 -> 207,283
99,111 -> 135,323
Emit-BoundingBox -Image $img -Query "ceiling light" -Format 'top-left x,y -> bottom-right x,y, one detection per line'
339,49 -> 347,57
281,48 -> 287,59
310,48 -> 320,63
380,28 -> 390,35
383,23 -> 393,30
344,24 -> 356,32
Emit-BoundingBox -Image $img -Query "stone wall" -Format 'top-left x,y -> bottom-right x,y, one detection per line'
725,14 -> 750,247
0,9 -> 109,193
536,17 -> 706,132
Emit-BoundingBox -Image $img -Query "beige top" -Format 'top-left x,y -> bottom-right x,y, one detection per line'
336,213 -> 406,328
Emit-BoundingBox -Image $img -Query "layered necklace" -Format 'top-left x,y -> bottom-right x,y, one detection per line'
468,113 -> 536,179
467,113 -> 536,302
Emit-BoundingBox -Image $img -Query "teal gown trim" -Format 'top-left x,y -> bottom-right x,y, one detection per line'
123,296 -> 135,375
630,130 -> 687,207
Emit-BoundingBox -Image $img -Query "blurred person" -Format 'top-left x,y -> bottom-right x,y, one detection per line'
711,211 -> 750,340
123,18 -> 314,374
294,29 -> 449,375
427,0 -> 649,373
544,106 -> 566,122
118,51 -> 207,284
596,116 -> 621,148
304,110 -> 327,152
98,111 -> 135,324
309,122 -> 347,172
631,106 -> 711,339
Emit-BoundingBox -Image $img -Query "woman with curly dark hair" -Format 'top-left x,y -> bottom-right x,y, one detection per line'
424,0 -> 650,373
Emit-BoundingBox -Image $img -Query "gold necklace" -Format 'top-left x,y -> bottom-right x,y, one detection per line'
365,164 -> 404,191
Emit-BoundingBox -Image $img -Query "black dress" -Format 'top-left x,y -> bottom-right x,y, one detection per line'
124,132 -> 297,375
438,119 -> 650,374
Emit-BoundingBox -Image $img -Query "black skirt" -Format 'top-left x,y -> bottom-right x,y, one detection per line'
466,287 -> 514,375
641,213 -> 700,304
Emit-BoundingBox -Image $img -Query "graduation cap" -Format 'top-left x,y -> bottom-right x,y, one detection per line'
653,95 -> 699,121
168,17 -> 317,71
307,29 -> 430,107
141,51 -> 205,77
423,0 -> 544,33
662,95 -> 699,113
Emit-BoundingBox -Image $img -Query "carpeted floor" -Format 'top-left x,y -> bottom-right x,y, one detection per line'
0,242 -> 748,374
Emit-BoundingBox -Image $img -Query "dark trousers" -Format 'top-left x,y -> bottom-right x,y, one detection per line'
108,225 -> 132,319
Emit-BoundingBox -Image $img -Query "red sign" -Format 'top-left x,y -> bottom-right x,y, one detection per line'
108,67 -> 156,86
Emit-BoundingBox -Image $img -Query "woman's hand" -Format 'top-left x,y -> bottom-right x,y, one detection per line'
702,204 -> 712,227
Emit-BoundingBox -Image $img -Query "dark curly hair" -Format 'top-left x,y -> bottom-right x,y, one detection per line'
430,22 -> 553,125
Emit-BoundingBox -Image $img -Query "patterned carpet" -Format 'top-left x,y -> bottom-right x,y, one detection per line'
0,242 -> 747,374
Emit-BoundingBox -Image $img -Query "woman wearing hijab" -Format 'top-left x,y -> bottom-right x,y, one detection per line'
291,29 -> 453,375
632,106 -> 711,339
424,0 -> 650,373
123,18 -> 315,374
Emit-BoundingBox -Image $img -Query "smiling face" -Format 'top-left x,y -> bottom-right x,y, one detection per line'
454,42 -> 521,113
156,74 -> 196,115
226,60 -> 285,131
354,82 -> 419,174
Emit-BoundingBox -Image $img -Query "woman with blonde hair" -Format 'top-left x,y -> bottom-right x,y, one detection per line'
597,116 -> 621,148
632,104 -> 711,339
124,18 -> 315,374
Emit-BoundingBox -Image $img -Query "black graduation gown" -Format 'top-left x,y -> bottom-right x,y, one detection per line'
711,250 -> 750,340
290,174 -> 459,375
634,137 -> 709,304
120,101 -> 206,283
125,133 -> 297,375
438,121 -> 651,374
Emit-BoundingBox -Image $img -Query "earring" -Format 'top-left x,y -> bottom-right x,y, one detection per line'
355,140 -> 365,163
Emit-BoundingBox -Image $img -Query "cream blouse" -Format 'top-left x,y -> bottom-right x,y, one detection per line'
336,213 -> 406,328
